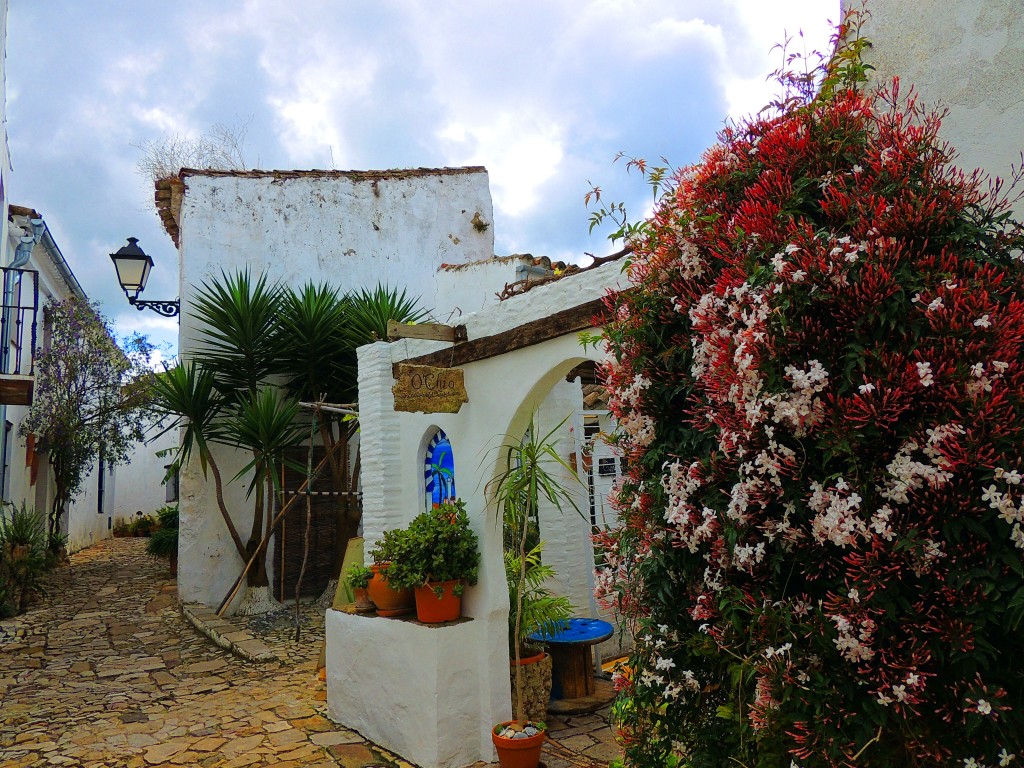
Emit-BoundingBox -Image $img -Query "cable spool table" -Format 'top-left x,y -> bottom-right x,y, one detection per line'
528,617 -> 613,699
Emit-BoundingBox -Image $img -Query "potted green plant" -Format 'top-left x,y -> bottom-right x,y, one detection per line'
0,501 -> 49,615
146,505 -> 179,575
367,527 -> 415,617
385,499 -> 480,623
505,541 -> 574,721
345,564 -> 375,612
131,512 -> 156,538
485,416 -> 580,768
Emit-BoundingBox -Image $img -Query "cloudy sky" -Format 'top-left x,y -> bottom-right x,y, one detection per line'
5,1 -> 839,356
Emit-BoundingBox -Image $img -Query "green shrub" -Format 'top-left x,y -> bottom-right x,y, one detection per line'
146,506 -> 178,559
0,502 -> 49,614
380,499 -> 480,597
130,513 -> 157,537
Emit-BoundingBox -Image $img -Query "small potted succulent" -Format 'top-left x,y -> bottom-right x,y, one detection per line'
384,499 -> 480,624
345,564 -> 375,612
367,527 -> 415,617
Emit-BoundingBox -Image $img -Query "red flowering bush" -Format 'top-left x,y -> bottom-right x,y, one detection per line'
597,23 -> 1024,768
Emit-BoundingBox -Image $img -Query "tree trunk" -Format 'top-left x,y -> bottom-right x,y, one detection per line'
206,453 -> 248,563
246,470 -> 269,588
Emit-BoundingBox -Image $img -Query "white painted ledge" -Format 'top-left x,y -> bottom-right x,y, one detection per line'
326,608 -> 499,768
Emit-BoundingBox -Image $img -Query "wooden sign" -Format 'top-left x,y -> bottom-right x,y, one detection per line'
392,364 -> 468,414
387,319 -> 467,343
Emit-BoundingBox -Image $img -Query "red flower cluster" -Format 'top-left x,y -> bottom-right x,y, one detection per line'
598,33 -> 1024,768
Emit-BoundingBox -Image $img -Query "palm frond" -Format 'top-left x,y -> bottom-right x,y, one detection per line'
221,387 -> 306,496
188,270 -> 283,396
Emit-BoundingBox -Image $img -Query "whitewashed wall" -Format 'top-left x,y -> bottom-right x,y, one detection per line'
115,427 -> 179,524
851,0 -> 1024,219
64,460 -> 114,553
433,255 -> 532,319
1,215 -> 105,553
327,261 -> 627,767
174,167 -> 495,609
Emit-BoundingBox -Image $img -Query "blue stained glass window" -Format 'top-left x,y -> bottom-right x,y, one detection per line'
424,429 -> 456,509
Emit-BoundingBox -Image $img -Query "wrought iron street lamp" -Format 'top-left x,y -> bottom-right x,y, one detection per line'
110,237 -> 180,317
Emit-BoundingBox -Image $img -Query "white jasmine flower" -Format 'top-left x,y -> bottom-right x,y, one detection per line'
977,699 -> 992,715
916,361 -> 934,387
858,383 -> 875,394
974,315 -> 992,328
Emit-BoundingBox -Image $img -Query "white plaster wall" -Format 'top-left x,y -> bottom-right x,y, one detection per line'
535,379 -> 594,618
115,427 -> 179,524
65,459 -> 113,553
851,0 -> 1024,220
175,168 -> 495,609
433,256 -> 529,319
327,611 -> 492,768
329,263 -> 627,766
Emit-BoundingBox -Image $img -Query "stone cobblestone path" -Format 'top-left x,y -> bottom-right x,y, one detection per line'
0,538 -> 615,768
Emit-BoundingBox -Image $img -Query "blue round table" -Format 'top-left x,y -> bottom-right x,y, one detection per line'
528,617 -> 613,699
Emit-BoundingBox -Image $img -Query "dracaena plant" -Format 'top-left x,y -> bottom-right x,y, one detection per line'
486,416 -> 580,726
593,12 -> 1024,768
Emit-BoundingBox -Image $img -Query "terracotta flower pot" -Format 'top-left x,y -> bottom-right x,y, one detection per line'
367,564 -> 414,617
353,586 -> 375,612
413,579 -> 462,623
492,721 -> 546,768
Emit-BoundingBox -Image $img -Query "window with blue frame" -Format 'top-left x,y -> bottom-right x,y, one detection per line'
424,429 -> 456,509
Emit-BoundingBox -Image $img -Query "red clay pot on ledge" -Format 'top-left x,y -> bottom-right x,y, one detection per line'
413,579 -> 462,623
367,563 -> 413,617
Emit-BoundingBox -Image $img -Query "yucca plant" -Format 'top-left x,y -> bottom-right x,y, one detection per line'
342,283 -> 430,350
149,361 -> 248,564
0,502 -> 48,614
190,271 -> 301,610
189,269 -> 283,397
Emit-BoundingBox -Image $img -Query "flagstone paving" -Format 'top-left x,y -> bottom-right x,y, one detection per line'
0,537 -> 615,768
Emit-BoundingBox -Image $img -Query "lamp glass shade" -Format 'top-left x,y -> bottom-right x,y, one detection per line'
110,237 -> 153,298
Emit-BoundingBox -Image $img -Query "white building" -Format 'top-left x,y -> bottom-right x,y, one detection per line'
0,206 -> 114,553
156,166 -> 497,610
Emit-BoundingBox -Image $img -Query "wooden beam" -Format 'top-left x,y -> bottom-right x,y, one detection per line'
392,297 -> 607,373
386,319 -> 468,343
0,376 -> 34,406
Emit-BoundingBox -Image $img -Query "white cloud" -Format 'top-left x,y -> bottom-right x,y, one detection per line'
439,114 -> 565,218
